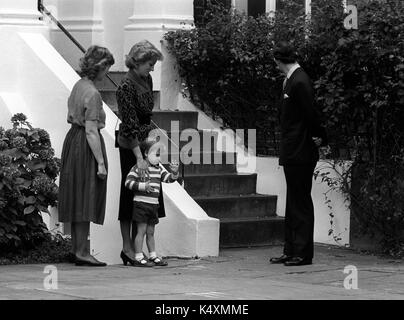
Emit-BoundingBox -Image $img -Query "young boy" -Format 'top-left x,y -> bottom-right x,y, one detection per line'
125,140 -> 179,267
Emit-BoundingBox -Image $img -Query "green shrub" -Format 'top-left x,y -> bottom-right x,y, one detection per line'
0,113 -> 60,254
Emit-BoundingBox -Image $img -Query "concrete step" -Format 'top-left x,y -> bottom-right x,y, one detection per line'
184,163 -> 236,175
219,216 -> 284,247
156,130 -> 219,153
152,110 -> 199,131
160,151 -> 236,167
162,157 -> 237,176
184,173 -> 257,196
193,194 -> 277,219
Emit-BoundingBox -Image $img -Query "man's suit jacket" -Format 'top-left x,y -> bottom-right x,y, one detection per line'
279,67 -> 327,166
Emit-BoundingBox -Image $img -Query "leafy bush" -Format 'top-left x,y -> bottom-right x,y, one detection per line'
0,232 -> 71,265
313,0 -> 404,257
0,113 -> 60,254
165,1 -> 285,155
165,0 -> 404,256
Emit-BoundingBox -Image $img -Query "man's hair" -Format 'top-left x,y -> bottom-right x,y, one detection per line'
273,41 -> 298,64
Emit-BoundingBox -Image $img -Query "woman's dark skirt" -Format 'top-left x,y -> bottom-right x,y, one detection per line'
118,146 -> 137,220
58,124 -> 108,225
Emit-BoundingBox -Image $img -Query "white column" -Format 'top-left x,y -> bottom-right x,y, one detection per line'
266,0 -> 277,17
305,0 -> 312,17
124,0 -> 193,109
49,0 -> 105,70
101,0 -> 134,71
0,0 -> 45,28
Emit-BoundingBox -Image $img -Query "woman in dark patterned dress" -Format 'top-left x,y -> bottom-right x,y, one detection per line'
115,40 -> 163,265
58,45 -> 115,266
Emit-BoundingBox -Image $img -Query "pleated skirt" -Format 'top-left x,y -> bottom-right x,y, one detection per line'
58,124 -> 108,225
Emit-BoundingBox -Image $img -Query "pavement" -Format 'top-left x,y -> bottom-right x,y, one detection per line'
0,244 -> 403,300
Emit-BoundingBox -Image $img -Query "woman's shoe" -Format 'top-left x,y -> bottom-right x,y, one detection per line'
75,257 -> 107,267
120,251 -> 136,266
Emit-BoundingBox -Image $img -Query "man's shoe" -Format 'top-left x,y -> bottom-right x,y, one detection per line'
284,257 -> 312,266
270,254 -> 292,264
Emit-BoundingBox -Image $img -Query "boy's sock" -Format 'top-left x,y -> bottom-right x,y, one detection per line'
135,253 -> 144,261
149,251 -> 157,259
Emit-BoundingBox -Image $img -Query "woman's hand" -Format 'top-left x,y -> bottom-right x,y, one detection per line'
136,158 -> 149,179
97,163 -> 107,180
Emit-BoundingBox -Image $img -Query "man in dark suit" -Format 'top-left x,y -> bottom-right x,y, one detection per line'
270,42 -> 327,266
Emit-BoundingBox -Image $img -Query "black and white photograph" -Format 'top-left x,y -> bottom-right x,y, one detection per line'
0,0 -> 403,311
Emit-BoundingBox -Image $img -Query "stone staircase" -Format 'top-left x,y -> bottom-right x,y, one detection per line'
97,71 -> 284,247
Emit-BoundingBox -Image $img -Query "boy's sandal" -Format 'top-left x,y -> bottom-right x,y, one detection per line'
133,258 -> 154,267
149,256 -> 168,266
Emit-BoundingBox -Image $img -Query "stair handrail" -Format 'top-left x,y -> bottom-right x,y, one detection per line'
38,1 -> 118,88
37,0 -> 185,179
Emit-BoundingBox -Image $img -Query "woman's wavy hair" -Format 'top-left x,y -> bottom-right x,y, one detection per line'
125,40 -> 163,70
79,45 -> 115,80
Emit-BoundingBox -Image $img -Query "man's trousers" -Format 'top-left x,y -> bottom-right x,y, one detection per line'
282,162 -> 317,259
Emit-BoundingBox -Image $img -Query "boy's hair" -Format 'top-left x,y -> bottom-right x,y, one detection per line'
139,138 -> 164,159
139,140 -> 154,159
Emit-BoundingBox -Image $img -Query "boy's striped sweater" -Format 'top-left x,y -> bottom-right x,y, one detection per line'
125,163 -> 178,204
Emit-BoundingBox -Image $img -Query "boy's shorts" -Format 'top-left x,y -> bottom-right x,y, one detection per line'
132,201 -> 159,225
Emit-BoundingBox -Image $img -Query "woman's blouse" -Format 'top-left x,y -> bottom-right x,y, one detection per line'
116,71 -> 155,148
67,78 -> 106,129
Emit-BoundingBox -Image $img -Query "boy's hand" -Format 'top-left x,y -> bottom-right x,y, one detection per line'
169,159 -> 179,173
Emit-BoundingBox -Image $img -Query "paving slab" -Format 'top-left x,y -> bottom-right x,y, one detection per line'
0,245 -> 403,300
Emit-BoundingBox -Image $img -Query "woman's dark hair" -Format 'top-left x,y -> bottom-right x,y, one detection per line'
79,45 -> 115,80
